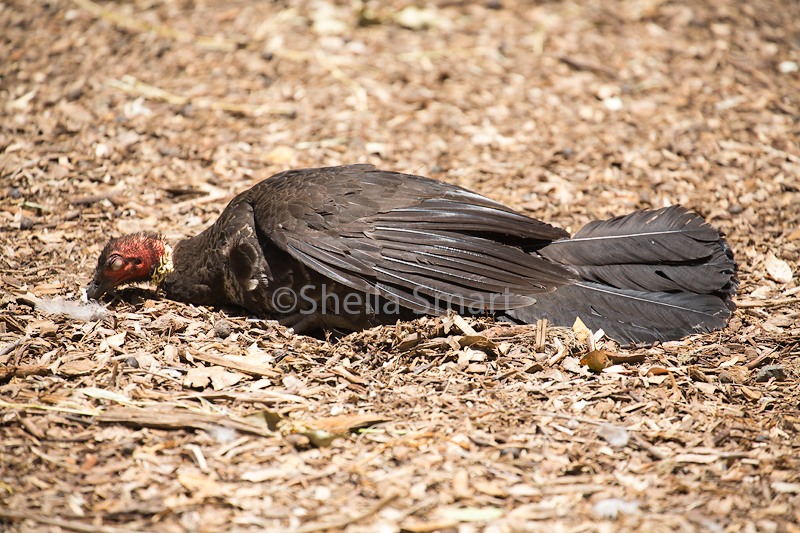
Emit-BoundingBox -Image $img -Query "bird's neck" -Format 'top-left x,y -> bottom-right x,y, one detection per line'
150,242 -> 175,287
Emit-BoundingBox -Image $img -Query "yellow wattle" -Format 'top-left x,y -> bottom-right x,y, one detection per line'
150,243 -> 174,287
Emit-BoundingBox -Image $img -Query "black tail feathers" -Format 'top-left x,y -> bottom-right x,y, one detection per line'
507,206 -> 738,344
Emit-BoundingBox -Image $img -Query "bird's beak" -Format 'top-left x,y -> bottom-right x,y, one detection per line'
86,278 -> 115,299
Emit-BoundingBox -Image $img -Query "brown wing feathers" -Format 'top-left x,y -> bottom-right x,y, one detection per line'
251,166 -> 578,313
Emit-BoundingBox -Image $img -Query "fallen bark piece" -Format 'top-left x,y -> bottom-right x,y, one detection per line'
96,406 -> 273,436
0,364 -> 51,381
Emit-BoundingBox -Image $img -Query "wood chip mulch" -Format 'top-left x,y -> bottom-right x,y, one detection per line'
1,0 -> 799,531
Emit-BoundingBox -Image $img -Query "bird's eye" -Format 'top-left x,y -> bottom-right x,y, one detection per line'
109,257 -> 124,271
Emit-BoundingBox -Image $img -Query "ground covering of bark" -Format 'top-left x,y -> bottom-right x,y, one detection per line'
1,0 -> 800,531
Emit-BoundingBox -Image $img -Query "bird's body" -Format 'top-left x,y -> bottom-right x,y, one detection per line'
88,165 -> 737,344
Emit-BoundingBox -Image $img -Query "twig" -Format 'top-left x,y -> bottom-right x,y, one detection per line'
106,75 -> 187,105
178,390 -> 309,404
745,352 -> 773,370
0,338 -> 24,357
292,488 -> 402,533
547,337 -> 567,366
69,191 -> 125,205
170,186 -> 230,213
332,365 -> 369,385
200,99 -> 295,117
397,46 -> 505,63
107,75 -> 295,117
96,406 -> 272,436
735,298 -> 797,309
0,510 -> 154,533
535,318 -> 548,352
522,409 -> 619,428
481,323 -> 535,338
70,0 -> 240,51
30,446 -> 82,473
729,59 -> 778,91
0,400 -> 99,417
631,432 -> 667,461
0,364 -> 51,381
559,55 -> 619,78
412,362 -> 435,375
190,350 -> 281,378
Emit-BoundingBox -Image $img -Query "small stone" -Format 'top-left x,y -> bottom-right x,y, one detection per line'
19,217 -> 34,230
214,319 -> 232,338
778,61 -> 799,73
124,356 -> 139,369
119,441 -> 137,455
603,96 -> 623,111
755,365 -> 787,383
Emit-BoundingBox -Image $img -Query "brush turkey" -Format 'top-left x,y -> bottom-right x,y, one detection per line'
87,164 -> 737,344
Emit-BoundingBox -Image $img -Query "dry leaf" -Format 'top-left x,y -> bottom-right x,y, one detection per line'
593,498 -> 639,519
642,366 -> 671,376
210,369 -> 245,390
305,413 -> 391,433
740,386 -> 763,401
580,349 -> 612,372
58,359 -> 96,376
184,367 -> 216,388
765,252 -> 793,284
572,316 -> 591,342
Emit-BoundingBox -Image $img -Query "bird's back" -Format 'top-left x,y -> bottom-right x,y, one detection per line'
161,165 -> 576,325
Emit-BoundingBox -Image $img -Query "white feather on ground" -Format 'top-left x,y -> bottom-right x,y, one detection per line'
592,498 -> 640,520
22,294 -> 107,322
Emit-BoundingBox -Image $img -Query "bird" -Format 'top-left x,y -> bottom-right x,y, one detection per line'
87,164 -> 738,344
